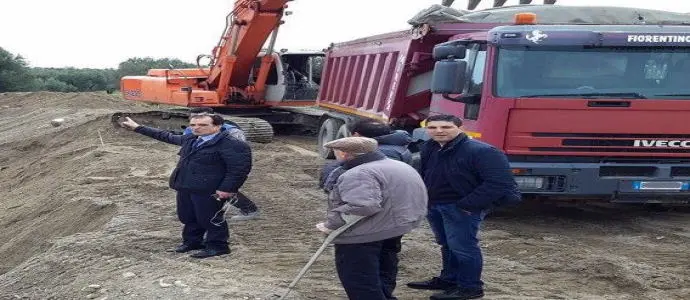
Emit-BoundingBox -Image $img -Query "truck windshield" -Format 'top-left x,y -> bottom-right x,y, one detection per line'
495,47 -> 690,99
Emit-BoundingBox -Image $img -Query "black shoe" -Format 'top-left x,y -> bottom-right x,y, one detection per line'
430,288 -> 484,300
189,248 -> 230,259
173,244 -> 204,253
407,277 -> 455,290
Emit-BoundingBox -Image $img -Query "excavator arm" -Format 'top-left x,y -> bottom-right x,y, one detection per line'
458,0 -> 557,10
205,0 -> 289,103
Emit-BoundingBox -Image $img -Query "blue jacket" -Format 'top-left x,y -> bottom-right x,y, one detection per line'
318,130 -> 414,191
134,126 -> 252,193
420,134 -> 520,210
374,130 -> 413,164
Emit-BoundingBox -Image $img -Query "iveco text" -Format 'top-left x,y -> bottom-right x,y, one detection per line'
633,140 -> 690,147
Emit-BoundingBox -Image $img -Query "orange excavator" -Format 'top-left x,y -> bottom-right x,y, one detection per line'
114,0 -> 324,143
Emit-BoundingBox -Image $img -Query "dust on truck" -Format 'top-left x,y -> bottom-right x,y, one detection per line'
315,4 -> 690,204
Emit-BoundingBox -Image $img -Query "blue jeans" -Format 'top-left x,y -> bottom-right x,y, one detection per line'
427,203 -> 486,291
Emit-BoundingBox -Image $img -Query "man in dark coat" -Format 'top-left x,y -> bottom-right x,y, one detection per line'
183,107 -> 260,222
406,114 -> 520,300
120,114 -> 252,259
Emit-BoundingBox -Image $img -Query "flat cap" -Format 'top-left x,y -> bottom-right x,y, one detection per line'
323,136 -> 378,154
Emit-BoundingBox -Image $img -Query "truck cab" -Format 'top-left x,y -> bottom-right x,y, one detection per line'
429,12 -> 690,203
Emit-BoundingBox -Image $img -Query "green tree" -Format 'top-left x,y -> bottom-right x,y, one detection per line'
117,57 -> 196,77
0,47 -> 36,92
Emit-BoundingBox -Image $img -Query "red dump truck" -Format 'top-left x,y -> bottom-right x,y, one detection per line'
313,4 -> 690,204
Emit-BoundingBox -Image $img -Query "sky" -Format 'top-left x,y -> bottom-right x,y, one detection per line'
2,0 -> 690,69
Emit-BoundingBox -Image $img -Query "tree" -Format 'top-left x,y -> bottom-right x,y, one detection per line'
0,47 -> 35,92
0,47 -> 197,93
117,57 -> 196,77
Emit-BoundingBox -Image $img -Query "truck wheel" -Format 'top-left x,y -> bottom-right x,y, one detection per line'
318,118 -> 343,159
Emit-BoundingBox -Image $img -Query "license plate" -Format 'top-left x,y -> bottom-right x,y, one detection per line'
632,181 -> 689,191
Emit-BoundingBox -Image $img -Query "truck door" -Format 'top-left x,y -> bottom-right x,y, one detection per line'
429,43 -> 487,138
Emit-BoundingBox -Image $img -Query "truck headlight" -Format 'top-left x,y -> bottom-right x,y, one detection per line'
515,176 -> 545,190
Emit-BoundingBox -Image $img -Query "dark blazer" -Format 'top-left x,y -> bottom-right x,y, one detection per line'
134,126 -> 252,193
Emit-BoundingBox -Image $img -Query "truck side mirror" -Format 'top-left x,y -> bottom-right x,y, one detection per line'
431,60 -> 467,95
433,44 -> 467,61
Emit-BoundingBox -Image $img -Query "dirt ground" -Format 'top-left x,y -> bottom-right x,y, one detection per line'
0,92 -> 688,300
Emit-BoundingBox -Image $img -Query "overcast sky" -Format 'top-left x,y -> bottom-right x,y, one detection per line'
2,0 -> 690,69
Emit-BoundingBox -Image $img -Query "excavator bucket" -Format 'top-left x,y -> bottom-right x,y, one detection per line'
493,0 -> 508,7
544,0 -> 556,3
519,0 -> 533,4
467,0 -> 481,10
442,0 -> 455,6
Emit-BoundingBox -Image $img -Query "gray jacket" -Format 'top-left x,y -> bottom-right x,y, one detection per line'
325,152 -> 428,244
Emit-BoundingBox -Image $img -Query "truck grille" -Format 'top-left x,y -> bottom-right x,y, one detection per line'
529,133 -> 690,153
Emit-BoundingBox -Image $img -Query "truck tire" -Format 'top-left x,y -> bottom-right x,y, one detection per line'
318,118 -> 343,159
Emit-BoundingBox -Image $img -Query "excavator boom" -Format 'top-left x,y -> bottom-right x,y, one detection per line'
206,0 -> 289,101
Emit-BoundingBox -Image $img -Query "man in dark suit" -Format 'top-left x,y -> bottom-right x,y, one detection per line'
120,113 -> 252,258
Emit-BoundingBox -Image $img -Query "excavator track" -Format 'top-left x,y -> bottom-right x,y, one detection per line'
111,110 -> 274,143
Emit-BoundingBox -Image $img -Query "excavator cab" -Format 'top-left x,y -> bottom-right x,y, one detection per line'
250,50 -> 325,104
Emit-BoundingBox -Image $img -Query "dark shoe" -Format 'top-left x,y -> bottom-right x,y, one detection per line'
407,277 -> 455,290
173,244 -> 204,253
189,248 -> 230,259
430,288 -> 484,300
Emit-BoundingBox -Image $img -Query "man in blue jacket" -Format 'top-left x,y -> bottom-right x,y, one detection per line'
120,114 -> 252,259
319,119 -> 414,193
406,114 -> 520,300
183,108 -> 259,222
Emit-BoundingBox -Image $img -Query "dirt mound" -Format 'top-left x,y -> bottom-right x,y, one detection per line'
0,92 -> 688,300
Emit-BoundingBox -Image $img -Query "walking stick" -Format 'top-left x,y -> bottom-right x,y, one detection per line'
276,214 -> 366,300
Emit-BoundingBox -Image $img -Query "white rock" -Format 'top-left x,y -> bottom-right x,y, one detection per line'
122,272 -> 136,278
158,279 -> 172,288
83,285 -> 101,292
50,118 -> 65,127
174,280 -> 188,287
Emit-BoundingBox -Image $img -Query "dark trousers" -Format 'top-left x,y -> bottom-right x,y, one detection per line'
233,191 -> 258,213
427,203 -> 485,291
334,236 -> 403,300
176,191 -> 229,250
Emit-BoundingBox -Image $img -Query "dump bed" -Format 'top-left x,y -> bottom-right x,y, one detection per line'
316,23 -> 497,125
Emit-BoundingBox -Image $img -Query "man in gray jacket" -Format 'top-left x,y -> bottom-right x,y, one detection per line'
316,136 -> 428,300
318,119 -> 414,193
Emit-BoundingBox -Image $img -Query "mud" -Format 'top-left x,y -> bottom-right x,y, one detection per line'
0,92 -> 688,299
